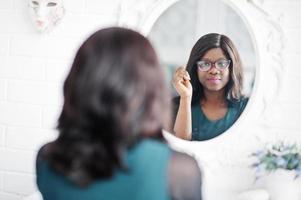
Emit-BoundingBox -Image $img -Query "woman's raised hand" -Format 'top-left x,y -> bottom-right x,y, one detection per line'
172,67 -> 192,99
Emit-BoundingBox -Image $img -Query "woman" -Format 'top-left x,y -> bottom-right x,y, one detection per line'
173,33 -> 248,141
36,27 -> 202,200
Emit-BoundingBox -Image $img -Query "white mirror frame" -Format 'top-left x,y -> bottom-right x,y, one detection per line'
118,0 -> 284,198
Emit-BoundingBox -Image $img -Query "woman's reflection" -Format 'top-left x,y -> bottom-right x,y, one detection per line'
172,33 -> 248,141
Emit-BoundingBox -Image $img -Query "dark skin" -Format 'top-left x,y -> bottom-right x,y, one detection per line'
173,48 -> 230,140
198,48 -> 230,121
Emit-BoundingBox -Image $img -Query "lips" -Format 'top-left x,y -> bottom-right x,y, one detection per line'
207,77 -> 221,84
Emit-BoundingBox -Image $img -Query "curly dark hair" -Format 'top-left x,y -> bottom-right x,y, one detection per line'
41,27 -> 171,186
186,33 -> 244,105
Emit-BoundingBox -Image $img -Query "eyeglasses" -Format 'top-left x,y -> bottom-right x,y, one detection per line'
197,59 -> 231,72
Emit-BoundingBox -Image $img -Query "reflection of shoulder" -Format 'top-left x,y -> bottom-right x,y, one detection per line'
239,96 -> 249,109
228,97 -> 249,110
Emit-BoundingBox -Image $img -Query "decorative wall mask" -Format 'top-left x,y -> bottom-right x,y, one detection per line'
28,0 -> 65,33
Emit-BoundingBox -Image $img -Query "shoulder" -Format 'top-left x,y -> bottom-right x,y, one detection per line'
128,139 -> 172,164
229,97 -> 249,109
37,142 -> 54,161
169,151 -> 201,177
36,143 -> 56,189
36,142 -> 56,173
133,139 -> 171,155
168,152 -> 202,200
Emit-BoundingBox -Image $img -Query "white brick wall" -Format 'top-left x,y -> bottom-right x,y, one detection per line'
0,81 -> 6,101
6,127 -> 57,151
0,0 -> 120,199
41,106 -> 61,129
0,172 -> 3,191
0,1 -> 13,9
0,36 -> 9,56
0,0 -> 301,199
0,192 -> 21,200
0,102 -> 42,127
0,150 -> 35,173
0,126 -> 5,147
0,57 -> 45,81
3,173 -> 36,195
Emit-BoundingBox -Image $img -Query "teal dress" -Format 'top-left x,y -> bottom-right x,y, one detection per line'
37,139 -> 172,200
191,98 -> 248,141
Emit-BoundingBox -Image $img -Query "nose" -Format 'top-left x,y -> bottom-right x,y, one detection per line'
208,64 -> 220,74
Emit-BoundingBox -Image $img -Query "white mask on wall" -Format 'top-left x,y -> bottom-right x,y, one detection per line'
28,0 -> 65,33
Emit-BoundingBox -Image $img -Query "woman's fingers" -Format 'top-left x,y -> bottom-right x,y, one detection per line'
172,67 -> 193,98
173,67 -> 190,83
183,71 -> 190,81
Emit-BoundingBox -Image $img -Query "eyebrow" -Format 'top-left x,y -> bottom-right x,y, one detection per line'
199,58 -> 227,62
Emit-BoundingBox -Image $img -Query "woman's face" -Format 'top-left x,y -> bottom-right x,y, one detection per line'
197,48 -> 230,92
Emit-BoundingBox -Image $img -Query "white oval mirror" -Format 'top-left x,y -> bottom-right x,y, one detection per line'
148,0 -> 256,142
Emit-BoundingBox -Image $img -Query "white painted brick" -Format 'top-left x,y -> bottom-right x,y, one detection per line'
42,106 -> 61,129
14,0 -> 27,11
0,126 -> 4,147
10,35 -> 81,59
0,57 -> 16,79
22,192 -> 42,200
64,0 -> 86,13
0,102 -> 42,127
51,13 -> 118,38
0,172 -> 3,190
0,1 -> 14,10
3,173 -> 36,195
0,149 -> 36,173
0,35 -> 9,56
0,80 -> 6,100
7,80 -> 63,106
0,192 -> 21,200
45,60 -> 71,82
0,57 -> 46,80
86,0 -> 121,14
6,127 -> 57,151
0,10 -> 34,34
82,13 -> 118,30
0,56 -> 8,76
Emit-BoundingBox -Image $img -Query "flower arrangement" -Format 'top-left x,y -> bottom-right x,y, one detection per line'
251,142 -> 301,179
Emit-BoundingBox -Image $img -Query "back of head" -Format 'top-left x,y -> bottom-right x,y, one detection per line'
43,27 -> 171,186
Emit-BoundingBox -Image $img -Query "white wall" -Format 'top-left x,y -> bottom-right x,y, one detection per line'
0,0 -> 120,199
0,0 -> 301,200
